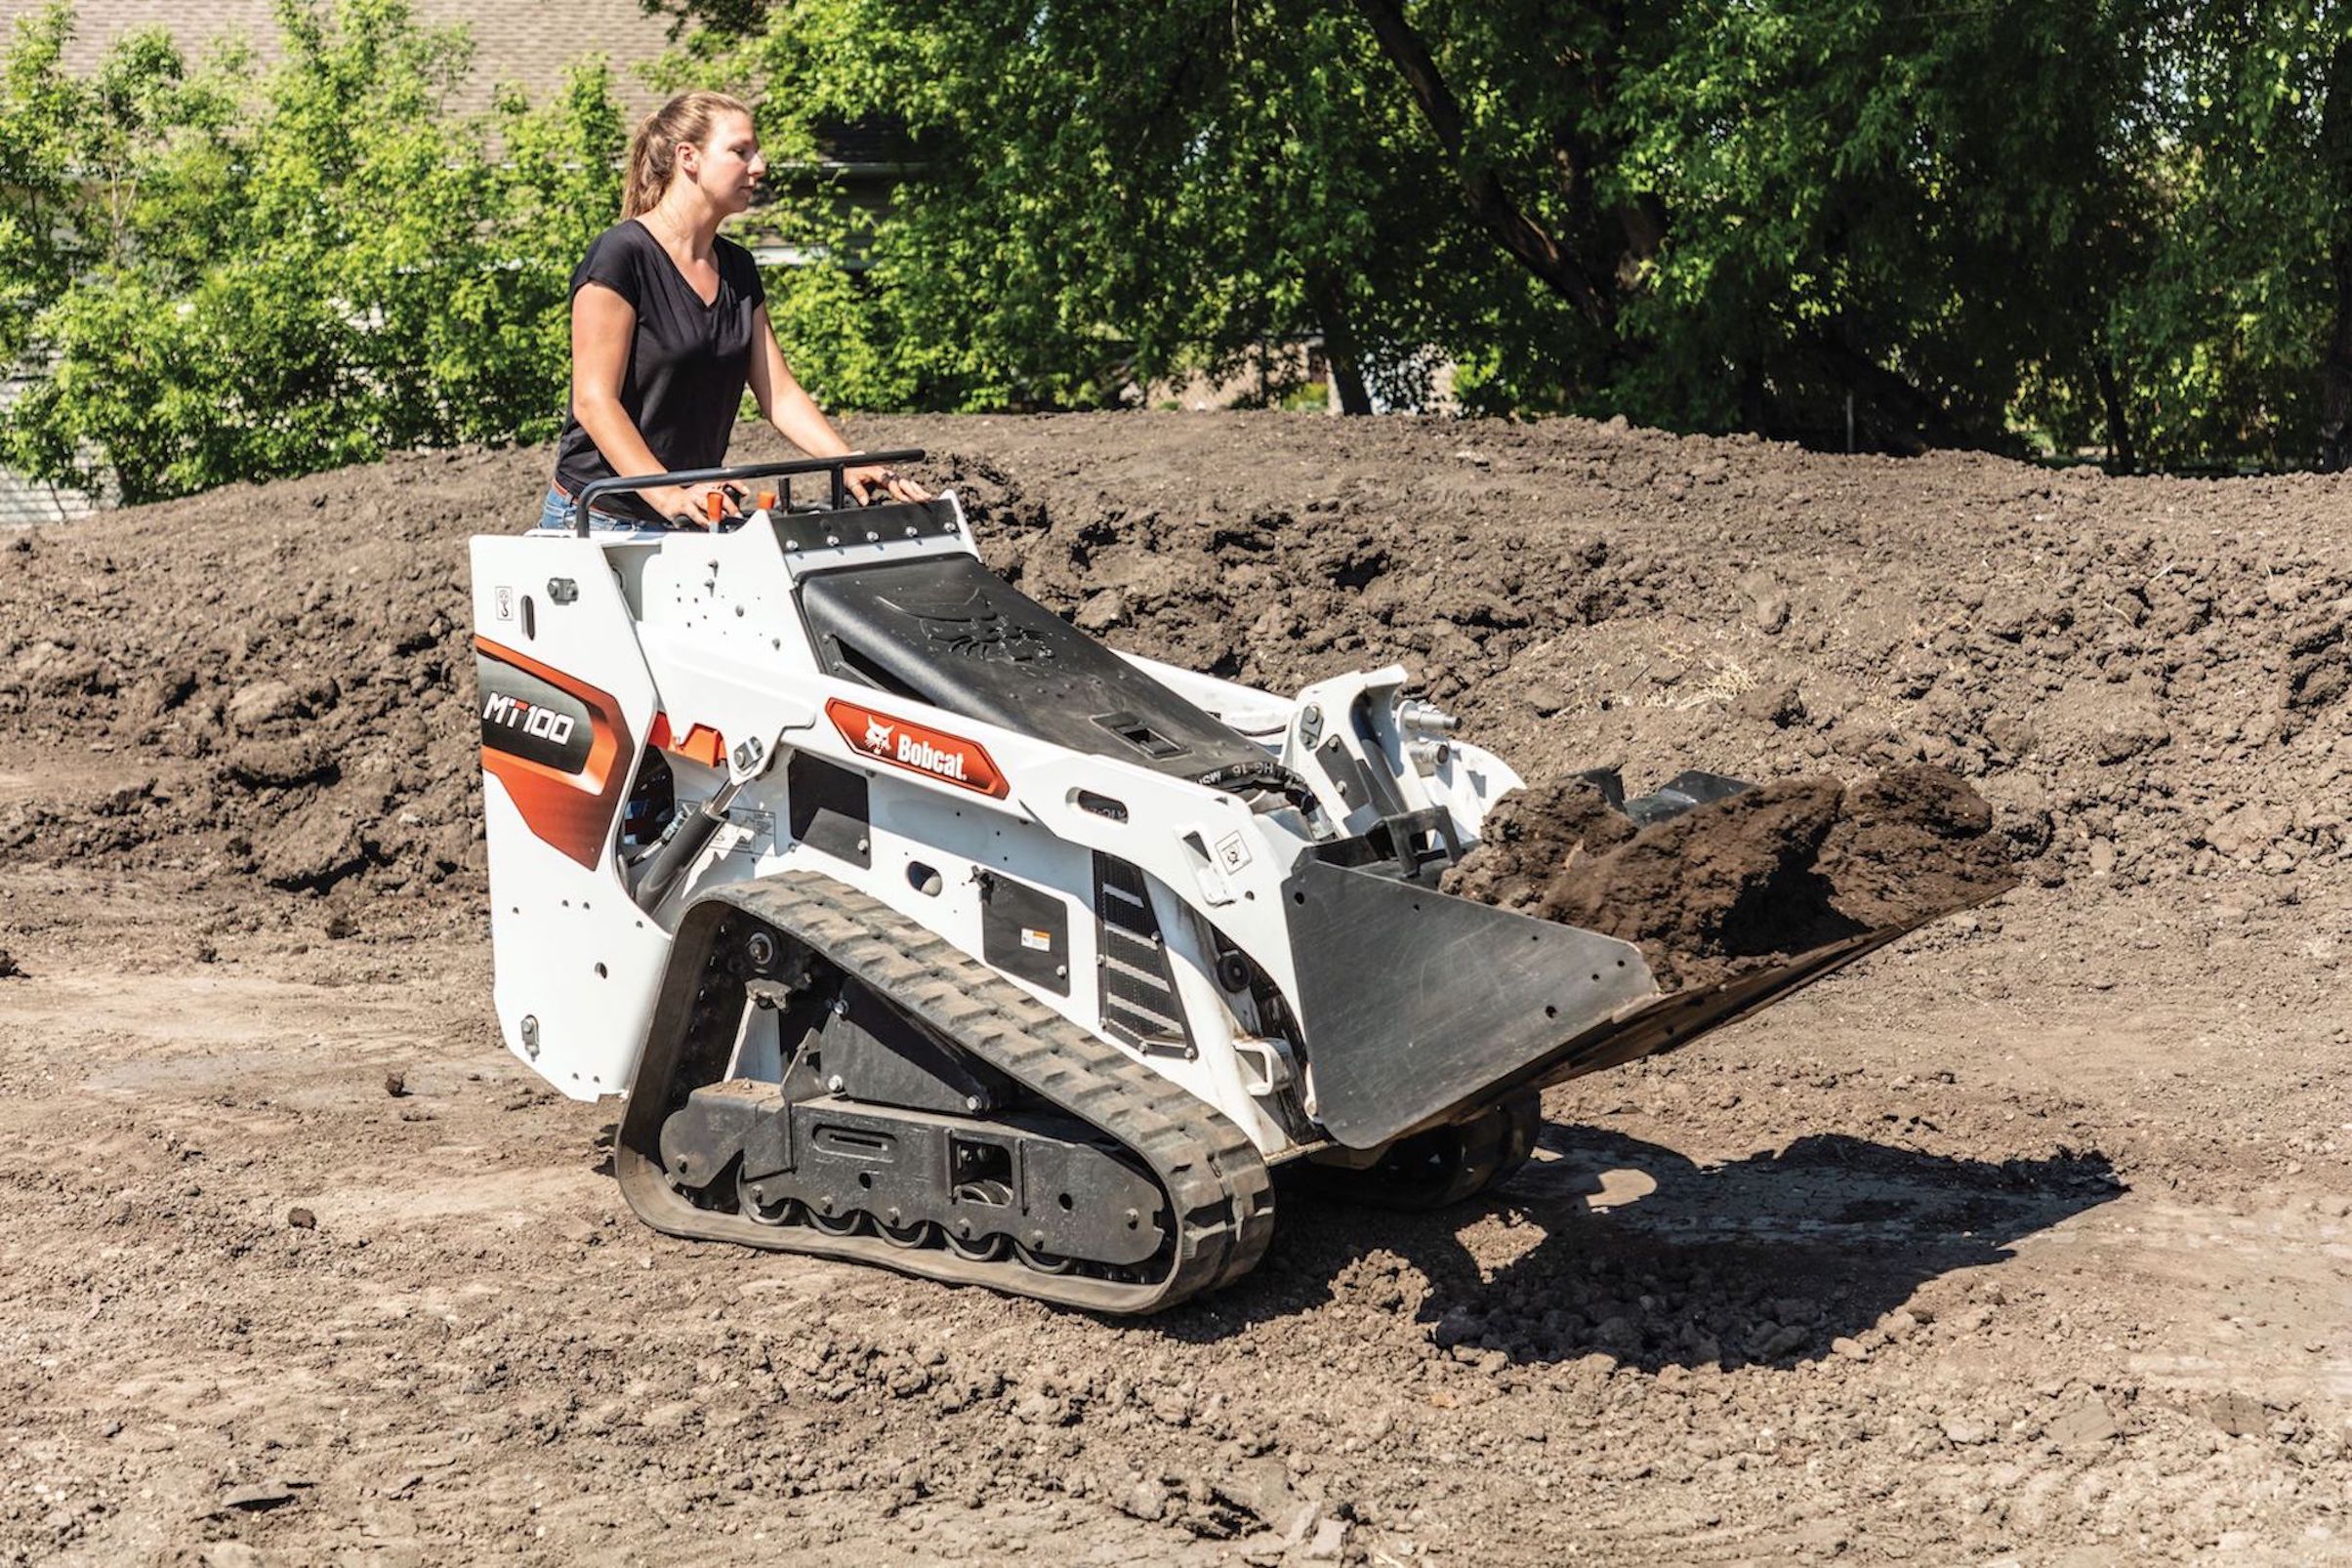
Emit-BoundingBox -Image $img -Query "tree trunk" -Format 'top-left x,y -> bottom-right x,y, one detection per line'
2324,254 -> 2352,472
1540,5 -> 1664,296
1312,274 -> 1375,415
2316,39 -> 2352,472
1349,0 -> 1610,330
1324,347 -> 1374,417
1738,359 -> 1767,436
2093,345 -> 2137,473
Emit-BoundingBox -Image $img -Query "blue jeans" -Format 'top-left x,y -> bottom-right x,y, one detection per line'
533,486 -> 667,535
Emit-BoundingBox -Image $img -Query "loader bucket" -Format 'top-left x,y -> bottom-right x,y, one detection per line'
1283,855 -> 1949,1150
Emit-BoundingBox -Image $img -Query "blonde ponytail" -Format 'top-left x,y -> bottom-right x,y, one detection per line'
622,90 -> 754,219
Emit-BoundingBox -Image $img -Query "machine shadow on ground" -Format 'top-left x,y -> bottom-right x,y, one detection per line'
1190,1125 -> 2125,1374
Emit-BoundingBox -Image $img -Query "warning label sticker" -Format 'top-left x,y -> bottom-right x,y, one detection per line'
725,807 -> 775,859
1214,831 -> 1253,873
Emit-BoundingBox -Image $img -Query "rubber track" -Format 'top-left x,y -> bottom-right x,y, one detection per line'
614,872 -> 1275,1314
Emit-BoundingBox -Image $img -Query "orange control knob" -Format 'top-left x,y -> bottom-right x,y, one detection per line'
756,489 -> 778,511
705,489 -> 725,523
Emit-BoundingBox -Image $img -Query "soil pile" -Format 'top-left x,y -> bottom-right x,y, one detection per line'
3,410 -> 2352,931
0,455 -> 501,901
1442,764 -> 2016,987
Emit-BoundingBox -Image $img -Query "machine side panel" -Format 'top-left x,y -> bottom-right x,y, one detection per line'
619,615 -> 1319,1155
475,637 -> 632,868
471,535 -> 673,1098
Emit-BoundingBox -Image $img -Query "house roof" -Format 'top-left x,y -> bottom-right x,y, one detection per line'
0,0 -> 682,119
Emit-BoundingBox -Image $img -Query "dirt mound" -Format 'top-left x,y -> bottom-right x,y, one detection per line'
1442,764 -> 2016,988
0,454 -> 500,905
4,409 -> 2352,935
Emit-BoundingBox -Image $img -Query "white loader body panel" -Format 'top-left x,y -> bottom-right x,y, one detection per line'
471,496 -> 1522,1161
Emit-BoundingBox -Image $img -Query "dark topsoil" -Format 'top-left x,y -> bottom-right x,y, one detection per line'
1443,764 -> 2017,988
1,409 -> 2348,933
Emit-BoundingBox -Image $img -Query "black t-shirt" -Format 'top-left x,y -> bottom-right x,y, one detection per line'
553,219 -> 767,523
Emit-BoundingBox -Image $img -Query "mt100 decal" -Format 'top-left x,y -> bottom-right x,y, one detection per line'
475,638 -> 633,868
479,663 -> 594,773
826,697 -> 1009,798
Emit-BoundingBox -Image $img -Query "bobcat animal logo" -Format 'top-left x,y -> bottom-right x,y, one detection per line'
864,717 -> 893,751
885,583 -> 1051,663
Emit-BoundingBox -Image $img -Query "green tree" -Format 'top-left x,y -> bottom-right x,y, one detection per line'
670,0 -> 2170,450
1589,0 -> 2162,452
0,0 -> 628,504
685,0 -> 1525,412
0,4 -> 84,373
2089,4 -> 2352,469
12,0 -> 2352,493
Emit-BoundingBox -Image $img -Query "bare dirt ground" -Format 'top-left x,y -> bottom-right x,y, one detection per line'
1,412 -> 2348,1565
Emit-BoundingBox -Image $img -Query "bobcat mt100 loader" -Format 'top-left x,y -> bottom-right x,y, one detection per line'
471,452 -> 1939,1313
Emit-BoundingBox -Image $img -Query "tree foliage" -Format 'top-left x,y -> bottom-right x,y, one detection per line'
713,0 -> 1552,415
680,0 -> 2352,468
2094,3 -> 2352,468
0,0 -> 625,504
5,0 -> 2352,502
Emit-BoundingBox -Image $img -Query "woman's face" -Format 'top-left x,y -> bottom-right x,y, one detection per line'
681,111 -> 765,214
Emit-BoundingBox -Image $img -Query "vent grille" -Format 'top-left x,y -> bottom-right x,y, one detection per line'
1093,853 -> 1192,1053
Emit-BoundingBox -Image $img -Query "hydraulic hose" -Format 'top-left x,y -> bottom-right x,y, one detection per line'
630,775 -> 748,912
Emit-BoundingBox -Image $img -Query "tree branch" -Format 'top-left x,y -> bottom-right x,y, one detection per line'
1347,0 -> 1608,328
1542,4 -> 1662,291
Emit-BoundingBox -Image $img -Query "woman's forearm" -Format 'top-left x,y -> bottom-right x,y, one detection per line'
764,378 -> 854,458
575,392 -> 667,478
746,307 -> 856,458
742,307 -> 917,500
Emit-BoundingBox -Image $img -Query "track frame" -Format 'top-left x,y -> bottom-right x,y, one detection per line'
615,871 -> 1276,1314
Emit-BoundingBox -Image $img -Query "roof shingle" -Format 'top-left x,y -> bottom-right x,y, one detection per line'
0,0 -> 682,118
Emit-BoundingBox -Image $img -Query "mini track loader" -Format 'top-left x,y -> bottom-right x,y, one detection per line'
472,452 -> 1942,1312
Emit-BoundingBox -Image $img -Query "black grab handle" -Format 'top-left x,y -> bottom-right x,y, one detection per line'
571,449 -> 927,536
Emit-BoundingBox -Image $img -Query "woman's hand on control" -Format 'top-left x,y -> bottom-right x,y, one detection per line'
642,482 -> 740,527
844,463 -> 931,506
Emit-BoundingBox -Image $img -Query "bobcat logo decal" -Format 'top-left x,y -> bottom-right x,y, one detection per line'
827,698 -> 1009,799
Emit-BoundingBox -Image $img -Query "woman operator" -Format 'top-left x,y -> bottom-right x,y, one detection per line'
542,90 -> 927,532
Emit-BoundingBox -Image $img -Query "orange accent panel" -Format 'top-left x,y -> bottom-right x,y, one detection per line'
673,724 -> 725,767
474,636 -> 635,870
647,712 -> 674,751
825,696 -> 1009,799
